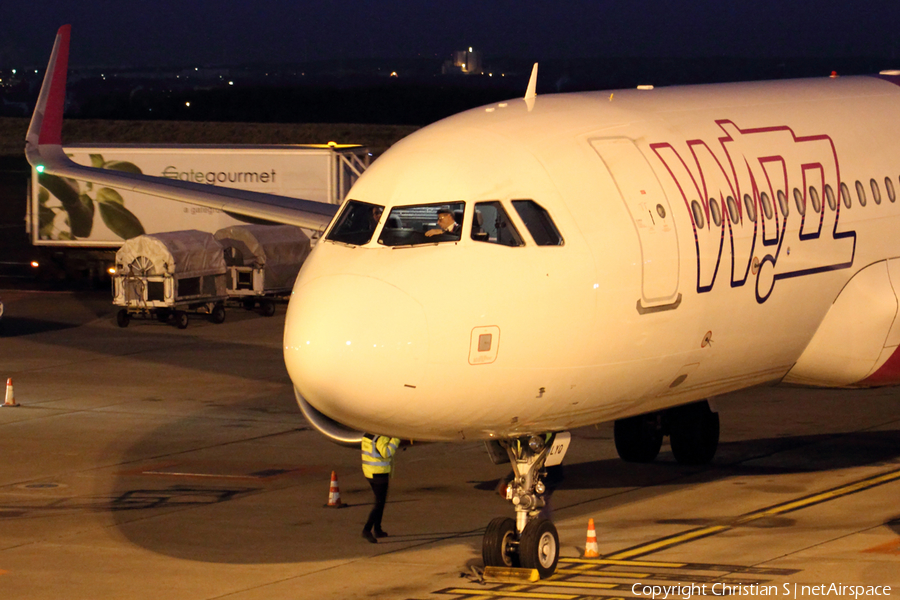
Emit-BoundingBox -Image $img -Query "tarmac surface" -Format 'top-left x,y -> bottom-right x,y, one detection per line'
0,289 -> 898,599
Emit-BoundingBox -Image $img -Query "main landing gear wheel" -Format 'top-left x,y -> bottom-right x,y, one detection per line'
518,518 -> 559,578
669,401 -> 719,465
482,517 -> 519,568
614,413 -> 662,462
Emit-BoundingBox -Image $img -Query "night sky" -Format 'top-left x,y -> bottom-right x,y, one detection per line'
3,1 -> 900,68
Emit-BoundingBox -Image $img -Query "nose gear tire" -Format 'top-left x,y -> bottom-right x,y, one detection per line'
483,517 -> 519,568
518,517 -> 559,578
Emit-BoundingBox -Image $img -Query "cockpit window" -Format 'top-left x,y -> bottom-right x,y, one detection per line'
378,202 -> 465,246
326,200 -> 384,246
511,200 -> 564,246
472,201 -> 524,246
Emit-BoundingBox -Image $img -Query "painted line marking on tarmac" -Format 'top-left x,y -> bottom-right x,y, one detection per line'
606,466 -> 900,560
559,558 -> 686,568
438,589 -> 579,599
554,568 -> 772,584
554,569 -> 653,579
539,581 -> 617,590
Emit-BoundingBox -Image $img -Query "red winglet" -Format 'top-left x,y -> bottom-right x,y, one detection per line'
40,25 -> 70,146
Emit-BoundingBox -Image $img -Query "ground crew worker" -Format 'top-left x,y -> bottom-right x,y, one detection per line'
361,433 -> 401,543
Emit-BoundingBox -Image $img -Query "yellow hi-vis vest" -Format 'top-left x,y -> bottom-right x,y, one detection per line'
361,435 -> 400,478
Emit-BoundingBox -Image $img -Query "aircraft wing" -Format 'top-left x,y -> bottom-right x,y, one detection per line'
25,25 -> 339,232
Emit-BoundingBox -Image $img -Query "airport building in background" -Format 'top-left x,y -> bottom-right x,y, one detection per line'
443,48 -> 483,75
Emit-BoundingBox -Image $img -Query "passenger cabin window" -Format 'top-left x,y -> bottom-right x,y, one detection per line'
691,200 -> 706,228
824,184 -> 837,211
472,202 -> 524,246
777,190 -> 789,217
377,202 -> 465,246
512,200 -> 564,246
871,179 -> 882,205
841,182 -> 852,208
793,188 -> 805,216
809,186 -> 821,213
726,195 -> 739,224
743,194 -> 757,222
709,198 -> 722,226
855,180 -> 867,207
326,200 -> 385,246
761,192 -> 774,219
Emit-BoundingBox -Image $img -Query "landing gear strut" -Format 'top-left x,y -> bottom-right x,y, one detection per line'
482,433 -> 562,578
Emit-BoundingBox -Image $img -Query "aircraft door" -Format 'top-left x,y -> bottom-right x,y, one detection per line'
591,138 -> 681,312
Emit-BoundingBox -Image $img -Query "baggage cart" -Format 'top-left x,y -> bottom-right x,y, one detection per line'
112,230 -> 228,328
214,225 -> 311,316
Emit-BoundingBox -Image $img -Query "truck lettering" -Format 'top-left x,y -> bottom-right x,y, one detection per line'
161,166 -> 276,186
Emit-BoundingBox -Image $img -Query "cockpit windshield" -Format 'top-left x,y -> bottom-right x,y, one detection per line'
326,200 -> 384,246
378,202 -> 465,247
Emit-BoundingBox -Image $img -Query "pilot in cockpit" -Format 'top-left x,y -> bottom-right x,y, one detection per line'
368,206 -> 384,231
424,208 -> 461,240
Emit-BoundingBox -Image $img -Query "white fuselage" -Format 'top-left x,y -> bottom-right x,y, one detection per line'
283,75 -> 900,441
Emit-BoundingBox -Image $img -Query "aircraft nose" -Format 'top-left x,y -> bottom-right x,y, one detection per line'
283,274 -> 427,428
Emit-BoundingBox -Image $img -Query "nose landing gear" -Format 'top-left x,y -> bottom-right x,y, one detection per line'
482,433 -> 567,578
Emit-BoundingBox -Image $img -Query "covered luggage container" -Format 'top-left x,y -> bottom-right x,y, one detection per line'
214,225 -> 311,316
112,230 -> 227,328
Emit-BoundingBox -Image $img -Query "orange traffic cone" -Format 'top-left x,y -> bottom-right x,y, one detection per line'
324,471 -> 345,508
3,378 -> 19,408
584,518 -> 600,558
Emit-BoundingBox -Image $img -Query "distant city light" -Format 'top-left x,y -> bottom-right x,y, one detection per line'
185,102 -> 191,107
469,47 -> 473,52
390,71 -> 398,77
228,81 -> 234,85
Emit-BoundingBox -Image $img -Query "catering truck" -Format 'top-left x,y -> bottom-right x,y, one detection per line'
27,143 -> 369,282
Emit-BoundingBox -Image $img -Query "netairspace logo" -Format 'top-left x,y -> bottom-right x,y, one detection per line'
631,582 -> 892,599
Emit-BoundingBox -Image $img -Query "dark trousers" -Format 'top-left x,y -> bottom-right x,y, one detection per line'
364,474 -> 389,532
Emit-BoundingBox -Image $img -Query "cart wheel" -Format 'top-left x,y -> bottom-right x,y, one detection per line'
260,299 -> 276,317
116,309 -> 130,328
242,299 -> 255,311
175,311 -> 189,329
156,308 -> 171,323
211,303 -> 226,324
